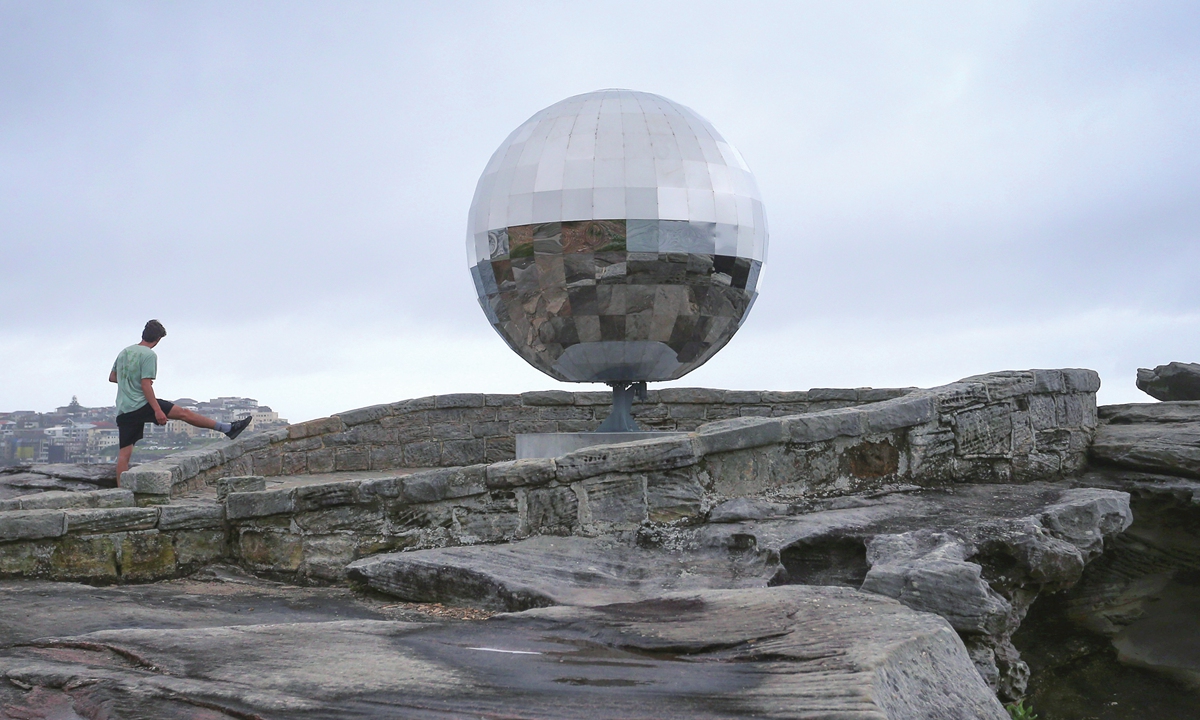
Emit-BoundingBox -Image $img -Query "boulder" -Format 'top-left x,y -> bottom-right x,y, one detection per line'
1136,362 -> 1200,401
347,535 -> 781,611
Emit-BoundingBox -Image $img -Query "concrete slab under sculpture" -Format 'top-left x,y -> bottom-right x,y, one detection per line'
516,431 -> 689,460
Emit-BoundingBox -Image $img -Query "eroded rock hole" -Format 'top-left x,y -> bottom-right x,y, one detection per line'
845,440 -> 900,478
1012,484 -> 1200,719
771,537 -> 868,588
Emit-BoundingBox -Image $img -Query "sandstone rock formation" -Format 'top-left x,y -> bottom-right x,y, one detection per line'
1136,361 -> 1200,401
349,483 -> 1131,700
0,464 -> 116,501
1090,401 -> 1200,477
6,371 -> 1200,718
0,575 -> 1007,719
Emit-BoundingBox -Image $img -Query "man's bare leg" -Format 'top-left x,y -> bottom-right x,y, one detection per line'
167,405 -> 252,440
167,405 -> 218,429
116,445 -> 134,482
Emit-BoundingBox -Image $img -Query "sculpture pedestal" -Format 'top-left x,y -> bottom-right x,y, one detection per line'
516,432 -> 688,460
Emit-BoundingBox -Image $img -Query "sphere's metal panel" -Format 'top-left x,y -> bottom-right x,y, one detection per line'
467,89 -> 767,383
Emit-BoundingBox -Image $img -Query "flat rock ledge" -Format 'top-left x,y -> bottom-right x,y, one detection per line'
0,464 -> 116,501
1091,401 -> 1200,477
0,585 -> 1005,720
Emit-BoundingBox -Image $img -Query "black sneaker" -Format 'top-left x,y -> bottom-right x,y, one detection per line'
226,416 -> 252,440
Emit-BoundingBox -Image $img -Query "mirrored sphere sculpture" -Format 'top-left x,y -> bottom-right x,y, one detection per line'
467,89 -> 767,383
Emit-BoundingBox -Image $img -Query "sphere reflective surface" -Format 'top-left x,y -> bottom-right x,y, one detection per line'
467,89 -> 767,383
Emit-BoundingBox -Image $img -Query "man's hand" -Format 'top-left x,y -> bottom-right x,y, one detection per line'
141,377 -> 167,424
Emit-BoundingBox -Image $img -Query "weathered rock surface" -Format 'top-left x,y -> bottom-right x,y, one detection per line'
1009,468 -> 1200,716
1091,402 -> 1200,477
0,577 -> 1006,719
1064,471 -> 1200,678
1136,362 -> 1200,401
350,483 -> 1131,700
0,464 -> 117,501
347,534 -> 781,611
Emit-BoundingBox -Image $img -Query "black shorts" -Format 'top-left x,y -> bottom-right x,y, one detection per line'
116,400 -> 176,448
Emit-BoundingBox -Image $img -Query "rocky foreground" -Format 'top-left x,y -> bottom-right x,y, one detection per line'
3,374 -> 1200,719
0,572 -> 1005,719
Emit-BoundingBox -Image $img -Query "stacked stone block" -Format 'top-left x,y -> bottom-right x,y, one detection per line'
0,488 -> 225,581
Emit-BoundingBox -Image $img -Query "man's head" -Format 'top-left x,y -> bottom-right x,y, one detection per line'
142,319 -> 167,344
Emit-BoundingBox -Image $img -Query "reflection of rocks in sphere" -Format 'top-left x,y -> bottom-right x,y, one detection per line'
467,89 -> 767,383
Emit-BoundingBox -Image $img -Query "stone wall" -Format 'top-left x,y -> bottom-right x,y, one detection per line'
1,370 -> 1099,584
119,386 -> 915,499
0,488 -> 225,582
218,369 -> 1099,581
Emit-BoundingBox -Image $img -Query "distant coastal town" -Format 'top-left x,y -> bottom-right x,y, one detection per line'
0,396 -> 288,466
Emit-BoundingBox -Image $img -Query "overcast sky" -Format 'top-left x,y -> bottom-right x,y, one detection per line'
2,1 -> 1198,422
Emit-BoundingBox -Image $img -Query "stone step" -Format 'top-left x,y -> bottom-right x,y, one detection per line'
0,488 -> 135,512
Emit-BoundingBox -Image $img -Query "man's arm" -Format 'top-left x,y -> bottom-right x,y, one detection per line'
109,370 -> 117,383
141,378 -> 167,425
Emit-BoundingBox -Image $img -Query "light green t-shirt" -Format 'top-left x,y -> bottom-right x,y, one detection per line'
112,344 -> 158,415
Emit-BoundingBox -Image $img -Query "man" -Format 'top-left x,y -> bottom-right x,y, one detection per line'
109,320 -> 251,479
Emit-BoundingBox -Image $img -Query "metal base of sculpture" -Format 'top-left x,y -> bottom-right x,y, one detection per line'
596,381 -> 648,433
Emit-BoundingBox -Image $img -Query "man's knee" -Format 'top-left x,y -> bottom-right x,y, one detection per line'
167,406 -> 198,424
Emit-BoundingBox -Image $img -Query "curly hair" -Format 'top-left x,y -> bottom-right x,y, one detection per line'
142,319 -> 167,343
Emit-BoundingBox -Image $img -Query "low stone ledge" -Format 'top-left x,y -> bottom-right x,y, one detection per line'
288,416 -> 346,440
293,480 -> 363,511
657,387 -> 728,404
0,510 -> 67,542
235,433 -> 273,452
556,435 -> 700,482
226,489 -> 295,519
786,407 -> 867,443
813,387 -> 867,401
216,476 -> 266,501
435,393 -> 486,408
391,396 -> 437,414
335,403 -> 392,427
935,382 -> 991,413
1064,368 -> 1102,393
862,394 -> 938,434
218,442 -> 245,463
2,488 -> 135,512
400,465 -> 488,504
158,502 -> 225,530
118,464 -> 175,496
357,476 -> 404,500
760,390 -> 809,403
486,459 -> 557,488
64,507 -> 159,534
520,390 -> 574,405
572,392 -> 611,406
694,416 -> 787,455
